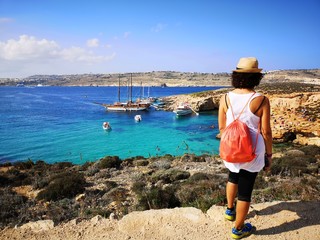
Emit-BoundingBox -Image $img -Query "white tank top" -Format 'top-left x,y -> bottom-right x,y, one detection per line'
223,91 -> 265,173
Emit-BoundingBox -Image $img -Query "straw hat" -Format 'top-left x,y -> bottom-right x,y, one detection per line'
233,57 -> 262,73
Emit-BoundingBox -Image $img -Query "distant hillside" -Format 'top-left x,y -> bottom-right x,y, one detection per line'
0,69 -> 319,87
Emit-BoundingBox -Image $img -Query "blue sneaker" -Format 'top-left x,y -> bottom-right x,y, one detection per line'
224,208 -> 236,221
231,223 -> 253,239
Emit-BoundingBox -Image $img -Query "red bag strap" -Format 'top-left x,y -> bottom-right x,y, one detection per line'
228,92 -> 256,120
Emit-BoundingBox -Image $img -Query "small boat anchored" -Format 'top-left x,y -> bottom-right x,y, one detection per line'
134,115 -> 142,122
173,102 -> 198,116
102,122 -> 112,130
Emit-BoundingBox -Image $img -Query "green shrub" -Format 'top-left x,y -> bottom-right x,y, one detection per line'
149,159 -> 172,170
33,174 -> 50,189
134,160 -> 149,167
302,177 -> 320,191
253,177 -> 320,202
134,185 -> 180,210
79,161 -> 94,171
299,145 -> 320,156
98,156 -> 122,169
131,181 -> 146,194
176,175 -> 226,212
0,162 -> 12,168
102,187 -> 128,203
44,198 -> 79,224
189,172 -> 212,181
0,175 -> 11,187
3,169 -> 31,187
271,156 -> 310,176
254,174 -> 269,189
104,181 -> 118,191
151,169 -> 190,184
52,162 -> 73,170
14,159 -> 34,170
121,158 -> 134,167
37,171 -> 86,201
33,160 -> 50,173
192,155 -> 208,162
0,189 -> 27,228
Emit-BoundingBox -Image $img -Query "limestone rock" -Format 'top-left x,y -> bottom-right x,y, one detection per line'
20,220 -> 54,232
118,207 -> 208,237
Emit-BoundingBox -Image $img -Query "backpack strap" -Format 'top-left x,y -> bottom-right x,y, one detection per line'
253,96 -> 266,114
225,94 -> 229,109
228,92 -> 256,120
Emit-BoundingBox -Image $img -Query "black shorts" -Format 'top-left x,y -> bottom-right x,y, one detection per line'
228,169 -> 258,202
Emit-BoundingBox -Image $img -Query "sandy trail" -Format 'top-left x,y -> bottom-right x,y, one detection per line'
1,200 -> 319,240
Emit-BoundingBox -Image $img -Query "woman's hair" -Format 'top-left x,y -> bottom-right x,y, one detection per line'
231,72 -> 263,89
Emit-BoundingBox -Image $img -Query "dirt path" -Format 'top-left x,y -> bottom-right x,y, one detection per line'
1,201 -> 319,240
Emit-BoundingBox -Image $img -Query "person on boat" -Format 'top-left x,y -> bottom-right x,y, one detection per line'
218,57 -> 272,239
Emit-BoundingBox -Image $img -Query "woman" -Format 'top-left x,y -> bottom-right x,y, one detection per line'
218,57 -> 273,239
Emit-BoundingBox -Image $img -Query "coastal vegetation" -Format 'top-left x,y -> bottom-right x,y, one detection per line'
0,143 -> 319,229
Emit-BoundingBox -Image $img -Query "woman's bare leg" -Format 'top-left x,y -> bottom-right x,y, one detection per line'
234,200 -> 250,229
226,181 -> 237,208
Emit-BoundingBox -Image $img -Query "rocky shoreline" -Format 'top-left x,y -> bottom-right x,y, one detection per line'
162,82 -> 320,146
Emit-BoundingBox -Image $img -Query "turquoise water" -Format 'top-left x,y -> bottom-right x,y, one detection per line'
0,86 -> 221,164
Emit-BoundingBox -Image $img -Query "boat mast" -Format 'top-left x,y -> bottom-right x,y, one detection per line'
118,74 -> 120,103
130,73 -> 133,103
140,81 -> 143,99
127,79 -> 129,102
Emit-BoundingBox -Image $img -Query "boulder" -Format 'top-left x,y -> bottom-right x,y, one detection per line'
20,220 -> 54,232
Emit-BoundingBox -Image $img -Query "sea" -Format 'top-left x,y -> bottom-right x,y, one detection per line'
0,86 -> 223,165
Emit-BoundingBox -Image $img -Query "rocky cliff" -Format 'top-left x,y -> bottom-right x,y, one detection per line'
163,82 -> 320,146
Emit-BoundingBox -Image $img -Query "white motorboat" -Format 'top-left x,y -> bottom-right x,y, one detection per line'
173,103 -> 193,116
134,115 -> 142,122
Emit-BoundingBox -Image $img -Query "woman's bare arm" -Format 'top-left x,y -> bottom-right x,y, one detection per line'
218,94 -> 227,134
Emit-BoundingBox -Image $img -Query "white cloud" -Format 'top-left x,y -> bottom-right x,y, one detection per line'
151,23 -> 167,32
0,35 -> 59,60
0,18 -> 13,23
86,38 -> 99,47
0,35 -> 115,64
59,47 -> 116,63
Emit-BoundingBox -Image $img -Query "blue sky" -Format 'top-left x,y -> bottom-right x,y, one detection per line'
0,0 -> 319,78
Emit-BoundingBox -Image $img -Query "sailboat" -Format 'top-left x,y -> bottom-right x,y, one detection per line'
136,84 -> 156,105
103,74 -> 150,112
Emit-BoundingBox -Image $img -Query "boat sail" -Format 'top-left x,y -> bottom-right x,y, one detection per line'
103,74 -> 150,112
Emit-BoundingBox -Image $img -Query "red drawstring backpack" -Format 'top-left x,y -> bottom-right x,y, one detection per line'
219,93 -> 260,163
